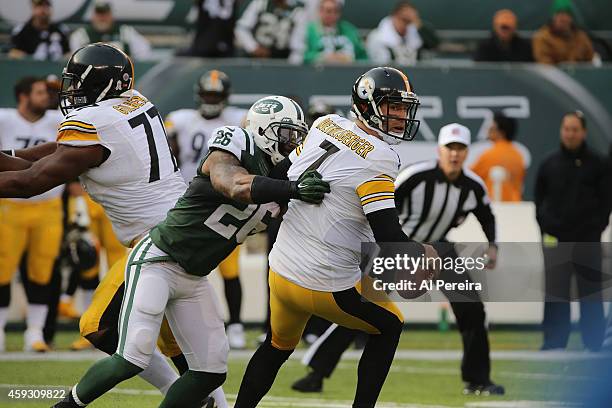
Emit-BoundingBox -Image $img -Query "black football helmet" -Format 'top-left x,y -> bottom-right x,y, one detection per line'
195,70 -> 231,119
59,43 -> 134,115
351,66 -> 420,144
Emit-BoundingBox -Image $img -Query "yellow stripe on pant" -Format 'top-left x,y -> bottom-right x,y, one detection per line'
0,198 -> 63,286
268,269 -> 403,350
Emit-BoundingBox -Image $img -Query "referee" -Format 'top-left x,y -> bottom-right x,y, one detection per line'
292,123 -> 504,396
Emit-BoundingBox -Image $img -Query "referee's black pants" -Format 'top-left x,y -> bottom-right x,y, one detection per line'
304,242 -> 492,385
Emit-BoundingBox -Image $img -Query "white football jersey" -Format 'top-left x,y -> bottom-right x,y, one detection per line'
0,108 -> 64,202
165,107 -> 246,182
56,91 -> 186,246
269,114 -> 401,291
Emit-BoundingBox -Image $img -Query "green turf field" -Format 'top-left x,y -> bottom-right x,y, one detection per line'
0,330 -> 600,408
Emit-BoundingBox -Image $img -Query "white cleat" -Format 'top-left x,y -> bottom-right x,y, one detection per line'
226,323 -> 246,349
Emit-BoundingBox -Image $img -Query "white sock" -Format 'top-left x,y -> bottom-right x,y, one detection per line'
0,307 -> 8,331
210,386 -> 228,408
26,304 -> 48,331
138,349 -> 179,395
81,289 -> 94,310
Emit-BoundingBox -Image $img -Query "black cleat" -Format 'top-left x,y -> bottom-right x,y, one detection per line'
291,371 -> 323,393
463,382 -> 505,396
51,392 -> 80,407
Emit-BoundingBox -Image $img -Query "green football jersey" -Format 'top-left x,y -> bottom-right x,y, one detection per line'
150,126 -> 277,276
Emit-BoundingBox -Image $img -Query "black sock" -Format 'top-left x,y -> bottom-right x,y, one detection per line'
223,277 -> 242,324
353,321 -> 402,408
234,338 -> 293,408
171,353 -> 189,375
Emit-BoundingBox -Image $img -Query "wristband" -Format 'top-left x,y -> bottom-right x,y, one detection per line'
250,176 -> 294,204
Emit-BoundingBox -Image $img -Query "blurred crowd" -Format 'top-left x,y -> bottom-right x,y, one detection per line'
3,0 -> 610,65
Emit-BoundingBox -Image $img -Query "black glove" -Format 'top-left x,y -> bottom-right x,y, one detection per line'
290,170 -> 331,204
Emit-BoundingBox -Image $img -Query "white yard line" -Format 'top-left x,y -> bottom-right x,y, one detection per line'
0,349 -> 607,362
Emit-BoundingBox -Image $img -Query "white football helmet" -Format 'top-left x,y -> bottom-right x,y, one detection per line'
246,95 -> 308,165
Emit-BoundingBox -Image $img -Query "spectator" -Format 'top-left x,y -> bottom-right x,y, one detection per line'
532,0 -> 594,64
180,0 -> 239,57
70,1 -> 152,60
303,0 -> 367,64
9,0 -> 70,61
474,9 -> 533,62
471,113 -> 525,201
235,0 -> 307,64
366,1 -> 438,65
535,111 -> 611,351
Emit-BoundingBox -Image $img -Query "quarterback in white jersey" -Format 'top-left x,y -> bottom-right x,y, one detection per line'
234,67 -> 438,408
0,44 -> 225,407
0,77 -> 64,353
166,70 -> 246,182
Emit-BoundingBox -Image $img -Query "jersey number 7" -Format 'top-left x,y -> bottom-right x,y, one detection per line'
129,106 -> 179,182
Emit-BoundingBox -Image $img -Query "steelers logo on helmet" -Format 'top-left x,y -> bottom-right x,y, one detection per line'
356,76 -> 375,100
196,70 -> 230,119
351,66 -> 421,145
247,95 -> 308,165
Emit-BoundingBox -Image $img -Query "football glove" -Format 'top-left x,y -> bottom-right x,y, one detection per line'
291,170 -> 331,204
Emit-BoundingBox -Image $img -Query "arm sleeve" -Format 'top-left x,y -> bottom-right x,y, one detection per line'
472,184 -> 496,242
356,174 -> 396,215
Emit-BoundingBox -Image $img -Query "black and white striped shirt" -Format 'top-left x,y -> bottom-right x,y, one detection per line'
395,160 -> 496,243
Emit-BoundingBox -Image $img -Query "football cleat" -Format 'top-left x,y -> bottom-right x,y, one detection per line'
291,371 -> 323,393
58,300 -> 81,319
70,337 -> 94,351
226,323 -> 246,350
463,382 -> 505,396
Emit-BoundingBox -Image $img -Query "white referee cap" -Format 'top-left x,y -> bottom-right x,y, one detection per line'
438,123 -> 471,146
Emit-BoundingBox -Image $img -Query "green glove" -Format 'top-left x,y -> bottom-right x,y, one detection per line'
291,170 -> 331,204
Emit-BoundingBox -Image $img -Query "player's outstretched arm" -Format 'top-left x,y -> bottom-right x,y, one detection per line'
15,141 -> 58,162
204,150 -> 330,205
0,144 -> 105,198
0,142 -> 59,172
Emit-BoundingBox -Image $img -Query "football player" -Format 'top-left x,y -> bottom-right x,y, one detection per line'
165,70 -> 248,349
0,44 -> 222,405
50,95 -> 330,408
0,76 -> 63,352
233,67 -> 438,408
